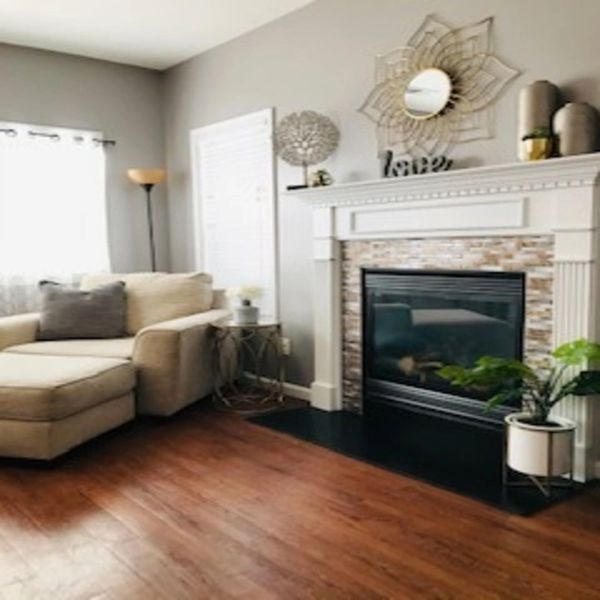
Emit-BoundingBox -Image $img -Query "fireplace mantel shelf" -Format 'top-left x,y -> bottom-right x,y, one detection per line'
294,152 -> 600,482
289,154 -> 600,208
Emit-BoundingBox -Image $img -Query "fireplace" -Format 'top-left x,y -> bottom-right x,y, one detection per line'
362,268 -> 525,426
295,155 -> 600,480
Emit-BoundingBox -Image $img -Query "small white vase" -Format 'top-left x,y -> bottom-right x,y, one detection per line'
234,304 -> 259,325
505,412 -> 575,477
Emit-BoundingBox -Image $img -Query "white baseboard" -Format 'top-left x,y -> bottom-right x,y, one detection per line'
241,371 -> 310,402
283,381 -> 311,401
309,381 -> 342,411
571,443 -> 600,483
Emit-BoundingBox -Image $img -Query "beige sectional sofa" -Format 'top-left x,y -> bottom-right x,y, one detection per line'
0,353 -> 135,459
0,272 -> 231,459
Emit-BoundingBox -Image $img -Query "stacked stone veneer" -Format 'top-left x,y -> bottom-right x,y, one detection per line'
341,236 -> 555,412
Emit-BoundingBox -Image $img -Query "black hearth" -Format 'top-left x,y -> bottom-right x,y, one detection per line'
362,268 -> 525,427
248,269 -> 592,514
250,268 -> 587,514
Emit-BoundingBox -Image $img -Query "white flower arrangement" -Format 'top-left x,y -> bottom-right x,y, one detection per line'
227,285 -> 263,305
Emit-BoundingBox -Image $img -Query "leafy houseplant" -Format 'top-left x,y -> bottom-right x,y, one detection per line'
522,126 -> 554,142
439,339 -> 600,482
438,339 -> 600,425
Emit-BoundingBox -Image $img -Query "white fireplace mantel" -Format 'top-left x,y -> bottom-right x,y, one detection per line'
296,153 -> 600,208
292,154 -> 600,481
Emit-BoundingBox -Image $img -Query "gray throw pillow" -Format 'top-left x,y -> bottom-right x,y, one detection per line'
37,281 -> 127,340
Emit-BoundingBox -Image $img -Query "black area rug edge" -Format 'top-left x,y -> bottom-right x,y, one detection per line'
249,407 -> 590,516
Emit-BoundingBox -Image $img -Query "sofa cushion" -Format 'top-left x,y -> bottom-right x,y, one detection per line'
0,393 -> 135,460
4,337 -> 135,359
38,281 -> 126,340
0,354 -> 134,421
80,272 -> 213,335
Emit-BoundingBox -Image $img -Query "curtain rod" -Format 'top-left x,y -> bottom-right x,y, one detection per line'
0,127 -> 116,146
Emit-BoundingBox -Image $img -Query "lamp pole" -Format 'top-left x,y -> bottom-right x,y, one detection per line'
142,183 -> 157,272
127,168 -> 166,273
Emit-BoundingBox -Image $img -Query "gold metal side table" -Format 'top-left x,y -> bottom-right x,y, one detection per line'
211,320 -> 285,413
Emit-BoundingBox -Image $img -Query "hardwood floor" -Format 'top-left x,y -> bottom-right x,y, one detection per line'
0,405 -> 598,599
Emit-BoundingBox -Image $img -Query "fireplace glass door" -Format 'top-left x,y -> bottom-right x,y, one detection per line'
363,269 -> 525,419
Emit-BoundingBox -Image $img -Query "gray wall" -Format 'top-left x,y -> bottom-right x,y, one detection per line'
163,0 -> 600,387
0,44 -> 168,272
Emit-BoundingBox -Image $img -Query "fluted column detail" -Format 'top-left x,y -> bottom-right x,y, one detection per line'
552,182 -> 599,481
552,260 -> 596,480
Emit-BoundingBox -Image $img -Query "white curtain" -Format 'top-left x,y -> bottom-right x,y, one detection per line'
0,122 -> 110,316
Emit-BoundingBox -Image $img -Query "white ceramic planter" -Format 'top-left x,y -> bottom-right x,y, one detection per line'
234,305 -> 259,325
505,412 -> 576,477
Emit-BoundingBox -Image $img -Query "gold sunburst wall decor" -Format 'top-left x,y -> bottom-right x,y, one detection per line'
359,15 -> 520,160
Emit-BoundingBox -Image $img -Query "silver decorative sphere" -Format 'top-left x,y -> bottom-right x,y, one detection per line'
275,111 -> 340,167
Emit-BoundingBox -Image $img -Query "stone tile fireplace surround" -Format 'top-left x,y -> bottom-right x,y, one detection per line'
294,155 -> 600,481
342,236 -> 554,413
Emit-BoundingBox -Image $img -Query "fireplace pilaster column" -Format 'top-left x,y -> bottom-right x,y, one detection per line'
552,185 -> 600,481
310,207 -> 342,411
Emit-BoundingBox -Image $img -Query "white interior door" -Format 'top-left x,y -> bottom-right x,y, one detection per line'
190,109 -> 278,320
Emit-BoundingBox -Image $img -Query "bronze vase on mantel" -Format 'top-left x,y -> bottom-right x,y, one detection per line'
518,80 -> 561,161
553,102 -> 599,156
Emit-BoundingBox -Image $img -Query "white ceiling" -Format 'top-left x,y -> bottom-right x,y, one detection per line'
0,0 -> 314,70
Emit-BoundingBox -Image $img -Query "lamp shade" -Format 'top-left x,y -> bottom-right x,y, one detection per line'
127,168 -> 166,185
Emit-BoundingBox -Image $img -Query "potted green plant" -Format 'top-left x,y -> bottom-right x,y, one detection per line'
438,339 -> 600,479
521,126 -> 556,160
227,285 -> 263,325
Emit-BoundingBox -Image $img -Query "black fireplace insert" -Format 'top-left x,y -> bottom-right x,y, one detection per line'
362,268 -> 526,426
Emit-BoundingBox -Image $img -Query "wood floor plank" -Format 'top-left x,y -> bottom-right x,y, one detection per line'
0,406 -> 598,599
162,413 -> 600,597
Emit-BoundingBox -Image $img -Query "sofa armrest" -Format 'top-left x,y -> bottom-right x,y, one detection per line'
211,289 -> 229,310
136,309 -> 231,335
0,313 -> 39,351
132,309 -> 231,415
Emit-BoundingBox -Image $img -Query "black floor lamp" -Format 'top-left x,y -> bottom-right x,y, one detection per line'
127,168 -> 166,272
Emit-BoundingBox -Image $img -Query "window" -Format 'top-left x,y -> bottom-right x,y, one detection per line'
0,121 -> 110,315
191,109 -> 278,320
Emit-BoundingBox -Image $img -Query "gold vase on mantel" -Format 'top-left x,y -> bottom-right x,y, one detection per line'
522,136 -> 554,161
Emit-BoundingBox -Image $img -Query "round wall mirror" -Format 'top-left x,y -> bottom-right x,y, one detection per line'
404,68 -> 452,120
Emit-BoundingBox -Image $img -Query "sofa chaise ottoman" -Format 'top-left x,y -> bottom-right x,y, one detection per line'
0,353 -> 135,460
